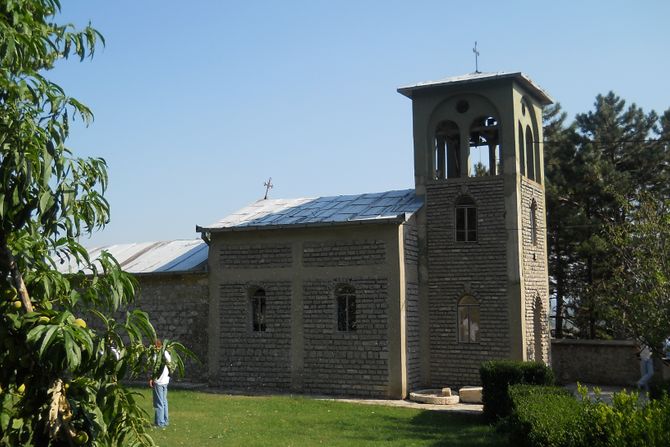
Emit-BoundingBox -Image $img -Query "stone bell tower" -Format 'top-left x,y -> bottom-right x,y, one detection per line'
398,72 -> 553,387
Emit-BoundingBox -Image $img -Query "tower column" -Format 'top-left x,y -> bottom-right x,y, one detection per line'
460,132 -> 470,178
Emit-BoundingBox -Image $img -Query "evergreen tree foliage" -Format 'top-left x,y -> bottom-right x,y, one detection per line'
0,2 -> 190,445
545,93 -> 670,339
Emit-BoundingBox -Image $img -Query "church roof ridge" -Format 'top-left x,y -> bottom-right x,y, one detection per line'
397,71 -> 553,105
198,188 -> 423,232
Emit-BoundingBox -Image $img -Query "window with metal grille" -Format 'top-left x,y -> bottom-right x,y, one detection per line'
336,284 -> 356,332
251,288 -> 266,332
455,196 -> 477,242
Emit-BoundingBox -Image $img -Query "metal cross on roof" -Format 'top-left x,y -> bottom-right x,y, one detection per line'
263,177 -> 273,200
473,41 -> 480,73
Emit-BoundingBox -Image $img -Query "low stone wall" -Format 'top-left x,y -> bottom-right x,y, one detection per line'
551,339 -> 639,386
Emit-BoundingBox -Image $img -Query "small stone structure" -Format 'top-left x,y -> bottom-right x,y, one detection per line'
459,386 -> 483,404
410,389 -> 460,405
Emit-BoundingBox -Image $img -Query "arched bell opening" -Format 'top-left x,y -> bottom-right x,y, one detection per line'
434,120 -> 461,179
469,116 -> 500,177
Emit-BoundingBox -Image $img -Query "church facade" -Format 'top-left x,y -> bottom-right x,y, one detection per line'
197,72 -> 553,398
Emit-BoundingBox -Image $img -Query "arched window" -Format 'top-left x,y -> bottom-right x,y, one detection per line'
518,122 -> 526,177
458,295 -> 480,343
455,196 -> 477,242
336,284 -> 356,332
251,288 -> 266,332
530,199 -> 538,246
469,116 -> 500,177
434,121 -> 461,179
525,125 -> 535,181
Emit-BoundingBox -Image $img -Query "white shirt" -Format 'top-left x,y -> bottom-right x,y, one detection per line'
639,345 -> 651,361
155,351 -> 172,385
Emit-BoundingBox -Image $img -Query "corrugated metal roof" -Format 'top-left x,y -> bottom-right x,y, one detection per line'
59,239 -> 208,274
397,71 -> 553,105
198,189 -> 423,232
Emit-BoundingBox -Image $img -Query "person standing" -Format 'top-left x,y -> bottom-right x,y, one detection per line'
637,343 -> 654,392
149,339 -> 172,428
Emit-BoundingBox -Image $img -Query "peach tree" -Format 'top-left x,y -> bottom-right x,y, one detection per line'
0,1 -> 188,445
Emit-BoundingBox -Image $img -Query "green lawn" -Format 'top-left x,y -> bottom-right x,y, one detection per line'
135,388 -> 506,446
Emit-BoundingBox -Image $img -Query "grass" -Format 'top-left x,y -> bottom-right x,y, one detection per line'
135,388 -> 506,446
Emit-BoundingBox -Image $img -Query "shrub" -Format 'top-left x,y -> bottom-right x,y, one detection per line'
506,385 -> 584,447
503,384 -> 670,447
583,390 -> 670,447
479,360 -> 555,421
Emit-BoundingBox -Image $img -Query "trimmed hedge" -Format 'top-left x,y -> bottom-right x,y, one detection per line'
506,385 -> 584,447
504,384 -> 670,447
479,360 -> 555,421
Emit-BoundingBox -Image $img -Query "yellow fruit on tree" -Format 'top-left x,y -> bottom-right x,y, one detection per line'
74,318 -> 87,329
12,300 -> 22,309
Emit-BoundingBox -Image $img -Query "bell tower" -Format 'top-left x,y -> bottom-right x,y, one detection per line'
398,73 -> 553,388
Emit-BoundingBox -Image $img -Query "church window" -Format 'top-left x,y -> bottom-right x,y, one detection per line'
518,122 -> 526,176
530,199 -> 538,246
455,196 -> 477,242
251,288 -> 266,332
434,121 -> 461,179
525,125 -> 535,181
458,295 -> 480,343
336,284 -> 356,332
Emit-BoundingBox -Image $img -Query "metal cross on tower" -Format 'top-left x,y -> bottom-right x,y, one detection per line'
473,41 -> 480,73
263,177 -> 273,200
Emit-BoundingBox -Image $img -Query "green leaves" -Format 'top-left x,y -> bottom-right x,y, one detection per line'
545,94 -> 670,339
1,2 -> 160,445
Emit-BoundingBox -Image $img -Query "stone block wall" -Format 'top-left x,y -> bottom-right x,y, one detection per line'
551,339 -> 639,386
134,274 -> 209,382
303,240 -> 386,266
210,225 -> 402,398
302,278 -> 389,397
403,222 -> 421,392
216,281 -> 292,390
520,178 -> 550,363
425,176 -> 510,388
219,244 -> 292,268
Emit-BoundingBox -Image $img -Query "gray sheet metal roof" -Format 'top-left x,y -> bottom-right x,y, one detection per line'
59,239 -> 208,275
397,71 -> 553,105
198,189 -> 423,232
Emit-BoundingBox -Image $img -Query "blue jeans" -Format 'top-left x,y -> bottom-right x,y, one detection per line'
637,358 -> 654,391
152,384 -> 169,427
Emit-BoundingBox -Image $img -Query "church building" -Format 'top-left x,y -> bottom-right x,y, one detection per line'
196,71 -> 553,399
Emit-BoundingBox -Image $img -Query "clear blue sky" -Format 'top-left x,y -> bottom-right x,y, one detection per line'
52,0 -> 669,247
